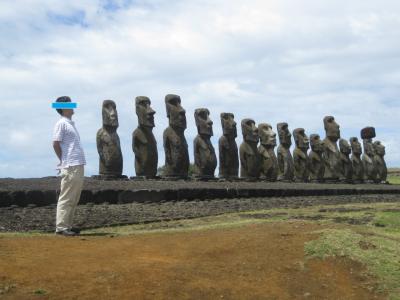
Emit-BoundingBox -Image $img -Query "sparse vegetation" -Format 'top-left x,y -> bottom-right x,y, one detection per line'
34,288 -> 47,295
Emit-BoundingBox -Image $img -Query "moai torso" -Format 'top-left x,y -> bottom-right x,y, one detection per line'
373,141 -> 387,183
132,96 -> 158,177
193,108 -> 217,177
293,128 -> 310,182
339,139 -> 353,183
361,127 -> 377,182
163,94 -> 190,178
240,119 -> 261,179
258,123 -> 278,181
308,134 -> 325,182
350,137 -> 364,183
97,100 -> 123,177
277,123 -> 294,181
219,113 -> 239,179
322,116 -> 341,181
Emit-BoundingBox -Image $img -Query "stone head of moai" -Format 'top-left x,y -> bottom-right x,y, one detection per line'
350,137 -> 362,156
258,123 -> 276,148
310,134 -> 324,153
324,116 -> 340,142
135,96 -> 155,128
373,141 -> 386,157
195,108 -> 213,137
361,127 -> 376,156
220,113 -> 237,139
165,94 -> 186,130
293,128 -> 309,151
102,100 -> 119,128
277,122 -> 292,148
339,139 -> 351,155
241,118 -> 259,143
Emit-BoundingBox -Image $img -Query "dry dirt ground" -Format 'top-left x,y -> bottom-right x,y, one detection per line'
0,221 -> 384,300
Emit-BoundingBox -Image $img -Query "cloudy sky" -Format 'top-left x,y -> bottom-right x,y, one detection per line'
1,0 -> 399,178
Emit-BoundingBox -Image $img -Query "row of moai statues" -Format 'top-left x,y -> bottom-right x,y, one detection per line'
95,95 -> 387,183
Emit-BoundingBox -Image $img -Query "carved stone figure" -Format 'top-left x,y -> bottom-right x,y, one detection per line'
350,137 -> 364,183
163,94 -> 190,178
96,100 -> 123,178
322,116 -> 341,181
361,127 -> 377,183
258,123 -> 278,181
373,141 -> 387,183
308,134 -> 325,182
277,123 -> 294,181
193,108 -> 217,178
219,113 -> 239,179
293,128 -> 309,182
132,96 -> 158,178
339,139 -> 353,183
240,119 -> 261,179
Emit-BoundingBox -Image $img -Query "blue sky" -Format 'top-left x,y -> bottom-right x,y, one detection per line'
1,0 -> 400,178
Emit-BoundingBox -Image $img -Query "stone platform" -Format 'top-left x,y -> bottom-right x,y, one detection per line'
1,178 -> 399,207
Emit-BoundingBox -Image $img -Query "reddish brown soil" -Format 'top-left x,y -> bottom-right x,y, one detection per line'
0,222 -> 384,299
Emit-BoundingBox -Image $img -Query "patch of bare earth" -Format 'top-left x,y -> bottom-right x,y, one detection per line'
0,222 -> 384,299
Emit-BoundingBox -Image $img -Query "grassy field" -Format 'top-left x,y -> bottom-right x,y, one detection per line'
388,176 -> 400,185
1,201 -> 400,299
87,201 -> 400,299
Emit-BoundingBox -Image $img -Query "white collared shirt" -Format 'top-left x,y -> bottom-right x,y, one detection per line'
53,116 -> 86,168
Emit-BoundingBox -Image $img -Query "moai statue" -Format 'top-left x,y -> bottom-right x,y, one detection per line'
373,141 -> 387,183
361,127 -> 377,183
132,96 -> 158,178
163,94 -> 190,178
240,119 -> 261,179
258,123 -> 278,181
277,122 -> 294,181
293,128 -> 310,182
322,116 -> 341,182
339,139 -> 353,183
193,108 -> 217,178
219,113 -> 239,179
96,100 -> 123,178
308,134 -> 325,183
350,137 -> 364,183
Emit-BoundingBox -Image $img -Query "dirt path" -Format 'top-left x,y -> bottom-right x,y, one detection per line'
0,222 -> 384,299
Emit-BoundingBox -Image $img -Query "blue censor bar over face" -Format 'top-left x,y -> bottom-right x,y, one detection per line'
52,102 -> 78,109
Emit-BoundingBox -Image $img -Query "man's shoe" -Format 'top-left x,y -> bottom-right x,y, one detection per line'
70,227 -> 81,234
55,230 -> 79,236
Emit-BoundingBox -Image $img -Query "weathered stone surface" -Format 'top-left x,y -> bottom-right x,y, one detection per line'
193,108 -> 217,178
339,139 -> 353,183
96,100 -> 123,177
240,119 -> 261,179
277,122 -> 294,181
258,123 -> 278,181
350,137 -> 364,183
132,96 -> 158,178
293,128 -> 309,182
163,94 -> 189,178
361,127 -> 377,183
373,141 -> 387,183
218,113 -> 239,179
308,134 -> 325,183
322,116 -> 341,181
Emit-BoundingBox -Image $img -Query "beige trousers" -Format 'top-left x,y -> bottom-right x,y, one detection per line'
56,165 -> 84,232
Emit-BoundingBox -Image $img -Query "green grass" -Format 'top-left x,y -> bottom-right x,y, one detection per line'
304,207 -> 400,300
388,176 -> 400,185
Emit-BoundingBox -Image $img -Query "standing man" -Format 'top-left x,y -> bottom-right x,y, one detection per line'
52,96 -> 86,236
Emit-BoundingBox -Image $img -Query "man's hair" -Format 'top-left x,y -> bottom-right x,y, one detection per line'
56,96 -> 72,115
